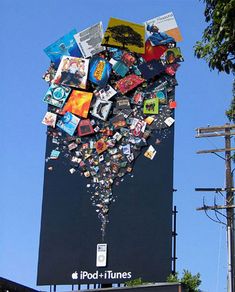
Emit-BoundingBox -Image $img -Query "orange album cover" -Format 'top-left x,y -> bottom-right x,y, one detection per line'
62,90 -> 93,118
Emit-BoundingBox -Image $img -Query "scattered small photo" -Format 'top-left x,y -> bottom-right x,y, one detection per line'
111,114 -> 127,129
144,145 -> 156,160
143,98 -> 159,114
42,112 -> 57,128
156,89 -> 167,104
77,119 -> 94,137
164,116 -> 175,127
50,150 -> 61,160
95,138 -> 108,154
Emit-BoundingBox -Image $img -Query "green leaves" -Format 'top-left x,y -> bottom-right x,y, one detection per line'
125,277 -> 146,287
194,0 -> 235,74
167,270 -> 202,292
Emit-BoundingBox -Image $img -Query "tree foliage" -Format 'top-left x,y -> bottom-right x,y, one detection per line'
167,270 -> 202,292
226,80 -> 235,121
194,0 -> 235,74
106,25 -> 144,49
125,277 -> 145,287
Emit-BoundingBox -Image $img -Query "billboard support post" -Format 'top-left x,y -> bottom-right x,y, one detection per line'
172,205 -> 178,275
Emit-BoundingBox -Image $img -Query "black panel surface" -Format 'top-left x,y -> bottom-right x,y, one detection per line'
37,127 -> 174,285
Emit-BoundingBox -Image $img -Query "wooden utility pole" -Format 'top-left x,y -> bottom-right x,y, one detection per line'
196,124 -> 235,292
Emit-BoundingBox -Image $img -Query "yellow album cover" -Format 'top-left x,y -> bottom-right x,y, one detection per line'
102,17 -> 145,54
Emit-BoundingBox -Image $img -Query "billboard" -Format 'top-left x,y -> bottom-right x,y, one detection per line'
38,14 -> 183,286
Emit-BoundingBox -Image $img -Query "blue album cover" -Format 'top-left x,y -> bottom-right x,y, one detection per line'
89,56 -> 111,87
43,84 -> 71,108
112,61 -> 129,77
56,112 -> 80,136
44,29 -> 82,68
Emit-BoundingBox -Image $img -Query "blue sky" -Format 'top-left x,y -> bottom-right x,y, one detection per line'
0,0 -> 233,291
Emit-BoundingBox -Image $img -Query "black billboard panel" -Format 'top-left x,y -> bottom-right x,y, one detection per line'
38,15 -> 182,285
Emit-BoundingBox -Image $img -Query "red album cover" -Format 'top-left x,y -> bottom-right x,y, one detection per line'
115,74 -> 145,94
142,40 -> 167,62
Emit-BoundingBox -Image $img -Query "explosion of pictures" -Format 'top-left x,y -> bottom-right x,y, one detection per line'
42,14 -> 183,240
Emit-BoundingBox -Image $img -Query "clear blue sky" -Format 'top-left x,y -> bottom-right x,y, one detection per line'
0,0 -> 233,291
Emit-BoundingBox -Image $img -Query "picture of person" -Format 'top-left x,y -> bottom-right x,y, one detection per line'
146,24 -> 175,46
47,41 -> 75,58
61,59 -> 86,86
53,56 -> 89,89
165,49 -> 183,64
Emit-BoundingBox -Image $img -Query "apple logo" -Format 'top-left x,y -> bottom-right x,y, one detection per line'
72,271 -> 78,280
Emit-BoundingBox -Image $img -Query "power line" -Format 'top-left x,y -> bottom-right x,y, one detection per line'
195,123 -> 235,292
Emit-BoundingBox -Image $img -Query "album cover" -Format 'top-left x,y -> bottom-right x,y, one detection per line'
121,52 -> 136,67
111,162 -> 120,174
74,22 -> 105,58
77,119 -> 94,136
144,145 -> 156,160
43,84 -> 71,108
131,90 -> 144,105
89,56 -> 112,87
115,74 -> 145,94
56,112 -> 80,136
116,96 -> 131,110
156,88 -> 167,104
62,90 -> 93,118
53,56 -> 89,89
165,63 -> 180,76
130,119 -> 146,137
93,85 -> 117,101
169,100 -> 177,109
50,150 -> 61,160
111,114 -> 127,129
122,144 -> 131,155
142,40 -> 167,62
145,116 -> 155,125
143,98 -> 159,114
102,17 -> 145,54
161,47 -> 184,64
42,112 -> 57,128
44,29 -> 82,67
95,138 -> 108,154
145,12 -> 183,43
138,59 -> 165,80
164,116 -> 175,127
112,61 -> 129,77
91,99 -> 112,121
42,62 -> 57,84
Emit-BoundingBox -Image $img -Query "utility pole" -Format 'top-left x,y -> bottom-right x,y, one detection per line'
195,124 -> 235,292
